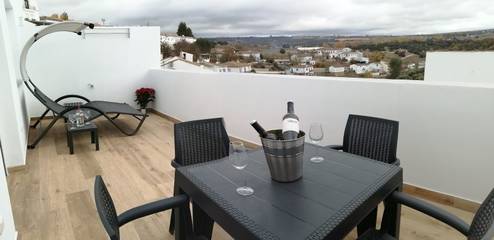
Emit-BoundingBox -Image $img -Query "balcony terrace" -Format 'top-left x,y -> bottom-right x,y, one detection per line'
1,0 -> 494,239
8,114 -> 475,240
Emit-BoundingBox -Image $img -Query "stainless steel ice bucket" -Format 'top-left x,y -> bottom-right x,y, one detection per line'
260,130 -> 305,182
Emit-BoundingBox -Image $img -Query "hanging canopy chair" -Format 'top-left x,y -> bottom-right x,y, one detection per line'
21,22 -> 147,149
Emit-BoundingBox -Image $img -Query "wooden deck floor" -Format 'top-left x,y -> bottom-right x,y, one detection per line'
8,113 -> 474,240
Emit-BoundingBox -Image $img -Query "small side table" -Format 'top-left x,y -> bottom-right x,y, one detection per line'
66,122 -> 99,154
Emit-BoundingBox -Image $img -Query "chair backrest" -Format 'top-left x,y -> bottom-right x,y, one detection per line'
174,118 -> 230,166
32,87 -> 65,114
94,176 -> 120,240
343,114 -> 399,164
468,188 -> 494,240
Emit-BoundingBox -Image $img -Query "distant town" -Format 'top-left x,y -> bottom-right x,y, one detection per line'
160,22 -> 494,80
24,4 -> 494,81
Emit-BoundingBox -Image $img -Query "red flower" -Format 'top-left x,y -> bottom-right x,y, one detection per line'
135,87 -> 156,108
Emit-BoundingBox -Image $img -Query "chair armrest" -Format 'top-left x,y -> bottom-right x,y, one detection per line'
118,194 -> 188,226
390,191 -> 470,236
325,145 -> 344,150
55,94 -> 90,103
171,159 -> 182,168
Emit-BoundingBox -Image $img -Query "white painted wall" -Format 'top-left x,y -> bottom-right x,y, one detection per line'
0,0 -> 21,237
0,143 -> 16,240
148,69 -> 494,203
425,52 -> 494,83
1,0 -> 29,169
21,25 -> 161,117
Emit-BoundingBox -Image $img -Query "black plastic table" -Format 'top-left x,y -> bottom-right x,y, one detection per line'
65,122 -> 99,154
173,143 -> 403,240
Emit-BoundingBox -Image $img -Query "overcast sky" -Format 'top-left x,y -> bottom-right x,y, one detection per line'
38,0 -> 494,37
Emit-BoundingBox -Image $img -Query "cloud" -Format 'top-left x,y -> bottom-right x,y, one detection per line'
38,0 -> 494,37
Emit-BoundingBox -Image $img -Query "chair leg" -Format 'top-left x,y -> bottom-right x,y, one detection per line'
169,184 -> 177,234
28,117 -> 60,149
30,109 -> 50,128
174,186 -> 193,240
169,209 -> 175,234
111,113 -> 120,120
104,114 -> 147,136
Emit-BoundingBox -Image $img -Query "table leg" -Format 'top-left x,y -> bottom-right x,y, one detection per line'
69,133 -> 74,155
193,202 -> 214,239
66,128 -> 69,147
94,131 -> 99,151
357,208 -> 377,236
381,186 -> 402,238
91,131 -> 95,144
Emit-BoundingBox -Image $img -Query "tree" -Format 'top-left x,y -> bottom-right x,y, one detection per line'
219,47 -> 237,63
160,43 -> 173,59
368,52 -> 385,62
185,27 -> 193,37
194,38 -> 215,53
279,48 -> 286,54
388,58 -> 402,79
173,41 -> 200,61
60,12 -> 69,20
50,13 -> 59,19
177,22 -> 194,37
313,61 -> 330,68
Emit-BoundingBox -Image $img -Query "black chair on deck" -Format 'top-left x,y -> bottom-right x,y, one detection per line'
327,114 -> 400,165
358,188 -> 494,240
169,118 -> 231,236
94,176 -> 206,240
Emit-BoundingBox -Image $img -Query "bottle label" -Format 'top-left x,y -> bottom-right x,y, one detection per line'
282,118 -> 300,133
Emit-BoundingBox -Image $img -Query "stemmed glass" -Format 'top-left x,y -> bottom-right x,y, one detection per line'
309,123 -> 325,163
230,141 -> 254,196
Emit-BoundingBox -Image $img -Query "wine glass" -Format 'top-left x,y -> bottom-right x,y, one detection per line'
230,141 -> 254,196
309,123 -> 325,163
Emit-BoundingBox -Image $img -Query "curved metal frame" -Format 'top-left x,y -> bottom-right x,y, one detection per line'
21,22 -> 147,149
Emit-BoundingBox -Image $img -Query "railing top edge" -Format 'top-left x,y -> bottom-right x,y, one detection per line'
148,69 -> 494,89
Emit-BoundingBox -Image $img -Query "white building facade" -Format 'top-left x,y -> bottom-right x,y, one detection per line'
23,0 -> 39,20
160,33 -> 196,47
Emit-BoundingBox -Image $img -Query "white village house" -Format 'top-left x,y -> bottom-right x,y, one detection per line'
273,59 -> 291,65
289,65 -> 314,75
350,61 -> 389,75
217,62 -> 252,73
162,51 -> 214,72
328,65 -> 346,73
237,51 -> 261,62
160,32 -> 196,47
24,0 -> 39,21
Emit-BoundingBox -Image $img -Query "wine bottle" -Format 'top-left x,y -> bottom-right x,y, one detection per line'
250,120 -> 277,140
282,101 -> 300,140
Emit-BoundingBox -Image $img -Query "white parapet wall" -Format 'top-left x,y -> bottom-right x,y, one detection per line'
21,24 -> 161,117
425,51 -> 494,83
148,69 -> 494,203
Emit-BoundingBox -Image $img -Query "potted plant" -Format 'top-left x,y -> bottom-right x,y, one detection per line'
135,88 -> 155,113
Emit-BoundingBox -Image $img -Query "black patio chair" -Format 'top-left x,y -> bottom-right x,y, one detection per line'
169,118 -> 231,235
327,114 -> 400,165
358,188 -> 494,240
20,22 -> 147,149
94,176 -> 206,240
